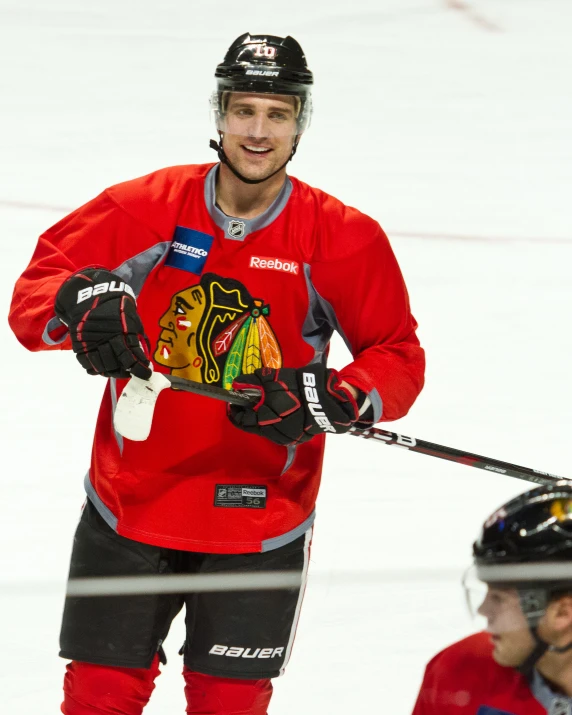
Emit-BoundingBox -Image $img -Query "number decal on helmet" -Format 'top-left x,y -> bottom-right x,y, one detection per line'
253,44 -> 277,59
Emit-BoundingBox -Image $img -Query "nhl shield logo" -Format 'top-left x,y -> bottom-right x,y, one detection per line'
227,220 -> 246,239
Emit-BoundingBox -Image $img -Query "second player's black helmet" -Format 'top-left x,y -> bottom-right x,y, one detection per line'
472,482 -> 572,622
474,482 -> 572,569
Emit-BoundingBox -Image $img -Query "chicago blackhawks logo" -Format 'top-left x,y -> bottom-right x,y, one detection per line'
154,273 -> 282,388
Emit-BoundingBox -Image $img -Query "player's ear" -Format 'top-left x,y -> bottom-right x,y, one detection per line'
546,594 -> 572,634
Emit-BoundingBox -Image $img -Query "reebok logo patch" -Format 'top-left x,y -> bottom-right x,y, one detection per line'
214,485 -> 267,509
249,255 -> 299,275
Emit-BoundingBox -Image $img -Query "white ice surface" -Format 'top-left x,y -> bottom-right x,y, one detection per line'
1,1 -> 571,712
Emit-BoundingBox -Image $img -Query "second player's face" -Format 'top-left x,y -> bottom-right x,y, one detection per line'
221,93 -> 298,182
478,587 -> 536,667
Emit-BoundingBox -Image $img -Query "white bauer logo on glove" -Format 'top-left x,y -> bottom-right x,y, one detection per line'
302,372 -> 336,433
77,281 -> 136,304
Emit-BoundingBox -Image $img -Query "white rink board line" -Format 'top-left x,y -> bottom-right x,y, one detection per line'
0,567 -> 464,598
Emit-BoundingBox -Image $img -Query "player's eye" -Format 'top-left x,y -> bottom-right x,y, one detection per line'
490,593 -> 506,606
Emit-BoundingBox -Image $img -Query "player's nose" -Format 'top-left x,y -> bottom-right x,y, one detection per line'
246,112 -> 271,140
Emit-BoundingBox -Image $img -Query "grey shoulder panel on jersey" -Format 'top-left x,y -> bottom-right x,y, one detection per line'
113,241 -> 171,296
41,241 -> 171,346
301,263 -> 383,422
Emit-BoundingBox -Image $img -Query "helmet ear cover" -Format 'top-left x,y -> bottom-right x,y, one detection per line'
517,586 -> 572,625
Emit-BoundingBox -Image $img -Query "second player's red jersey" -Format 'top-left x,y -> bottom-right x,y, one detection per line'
9,163 -> 424,553
413,631 -> 562,715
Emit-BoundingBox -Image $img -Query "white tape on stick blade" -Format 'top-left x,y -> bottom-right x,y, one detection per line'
113,371 -> 171,441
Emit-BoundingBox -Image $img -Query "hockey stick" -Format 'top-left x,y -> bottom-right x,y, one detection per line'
113,372 -> 259,442
113,373 -> 567,487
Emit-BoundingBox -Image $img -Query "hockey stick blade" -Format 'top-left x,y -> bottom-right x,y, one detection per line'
113,372 -> 259,441
113,372 -> 172,441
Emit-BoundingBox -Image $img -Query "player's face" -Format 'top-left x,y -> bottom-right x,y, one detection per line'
220,93 -> 298,182
478,587 -> 535,667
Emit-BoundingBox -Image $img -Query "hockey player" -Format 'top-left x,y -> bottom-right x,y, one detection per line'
9,33 -> 424,715
413,482 -> 572,715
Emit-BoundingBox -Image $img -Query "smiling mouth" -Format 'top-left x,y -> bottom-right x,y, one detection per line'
242,144 -> 272,157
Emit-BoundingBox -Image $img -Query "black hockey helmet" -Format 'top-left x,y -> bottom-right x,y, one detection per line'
213,32 -> 314,133
211,33 -> 313,135
215,33 -> 313,96
474,482 -> 572,573
468,482 -> 572,671
209,33 -> 313,184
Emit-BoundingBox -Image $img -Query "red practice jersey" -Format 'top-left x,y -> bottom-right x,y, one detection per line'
9,163 -> 424,553
412,631 -> 566,715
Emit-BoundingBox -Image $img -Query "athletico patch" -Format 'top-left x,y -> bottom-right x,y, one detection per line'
165,227 -> 214,275
477,707 -> 516,715
215,485 -> 267,509
249,255 -> 299,275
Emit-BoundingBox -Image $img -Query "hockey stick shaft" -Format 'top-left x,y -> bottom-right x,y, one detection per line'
157,375 -> 567,487
347,428 -> 565,486
165,374 -> 259,405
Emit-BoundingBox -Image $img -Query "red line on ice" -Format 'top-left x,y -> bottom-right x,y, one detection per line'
2,198 -> 570,244
445,0 -> 503,33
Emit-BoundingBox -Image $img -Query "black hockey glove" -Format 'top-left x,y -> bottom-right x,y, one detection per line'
228,364 -> 360,446
54,268 -> 152,379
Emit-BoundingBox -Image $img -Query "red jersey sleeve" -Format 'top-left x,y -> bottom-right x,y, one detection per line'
8,192 -> 157,352
311,221 -> 424,422
7,164 -> 200,353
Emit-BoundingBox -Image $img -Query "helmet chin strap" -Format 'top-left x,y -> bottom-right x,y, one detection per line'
517,628 -> 550,675
209,132 -> 299,185
517,626 -> 572,676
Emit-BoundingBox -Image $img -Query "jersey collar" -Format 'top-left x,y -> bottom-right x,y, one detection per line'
530,669 -> 572,715
204,164 -> 292,241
